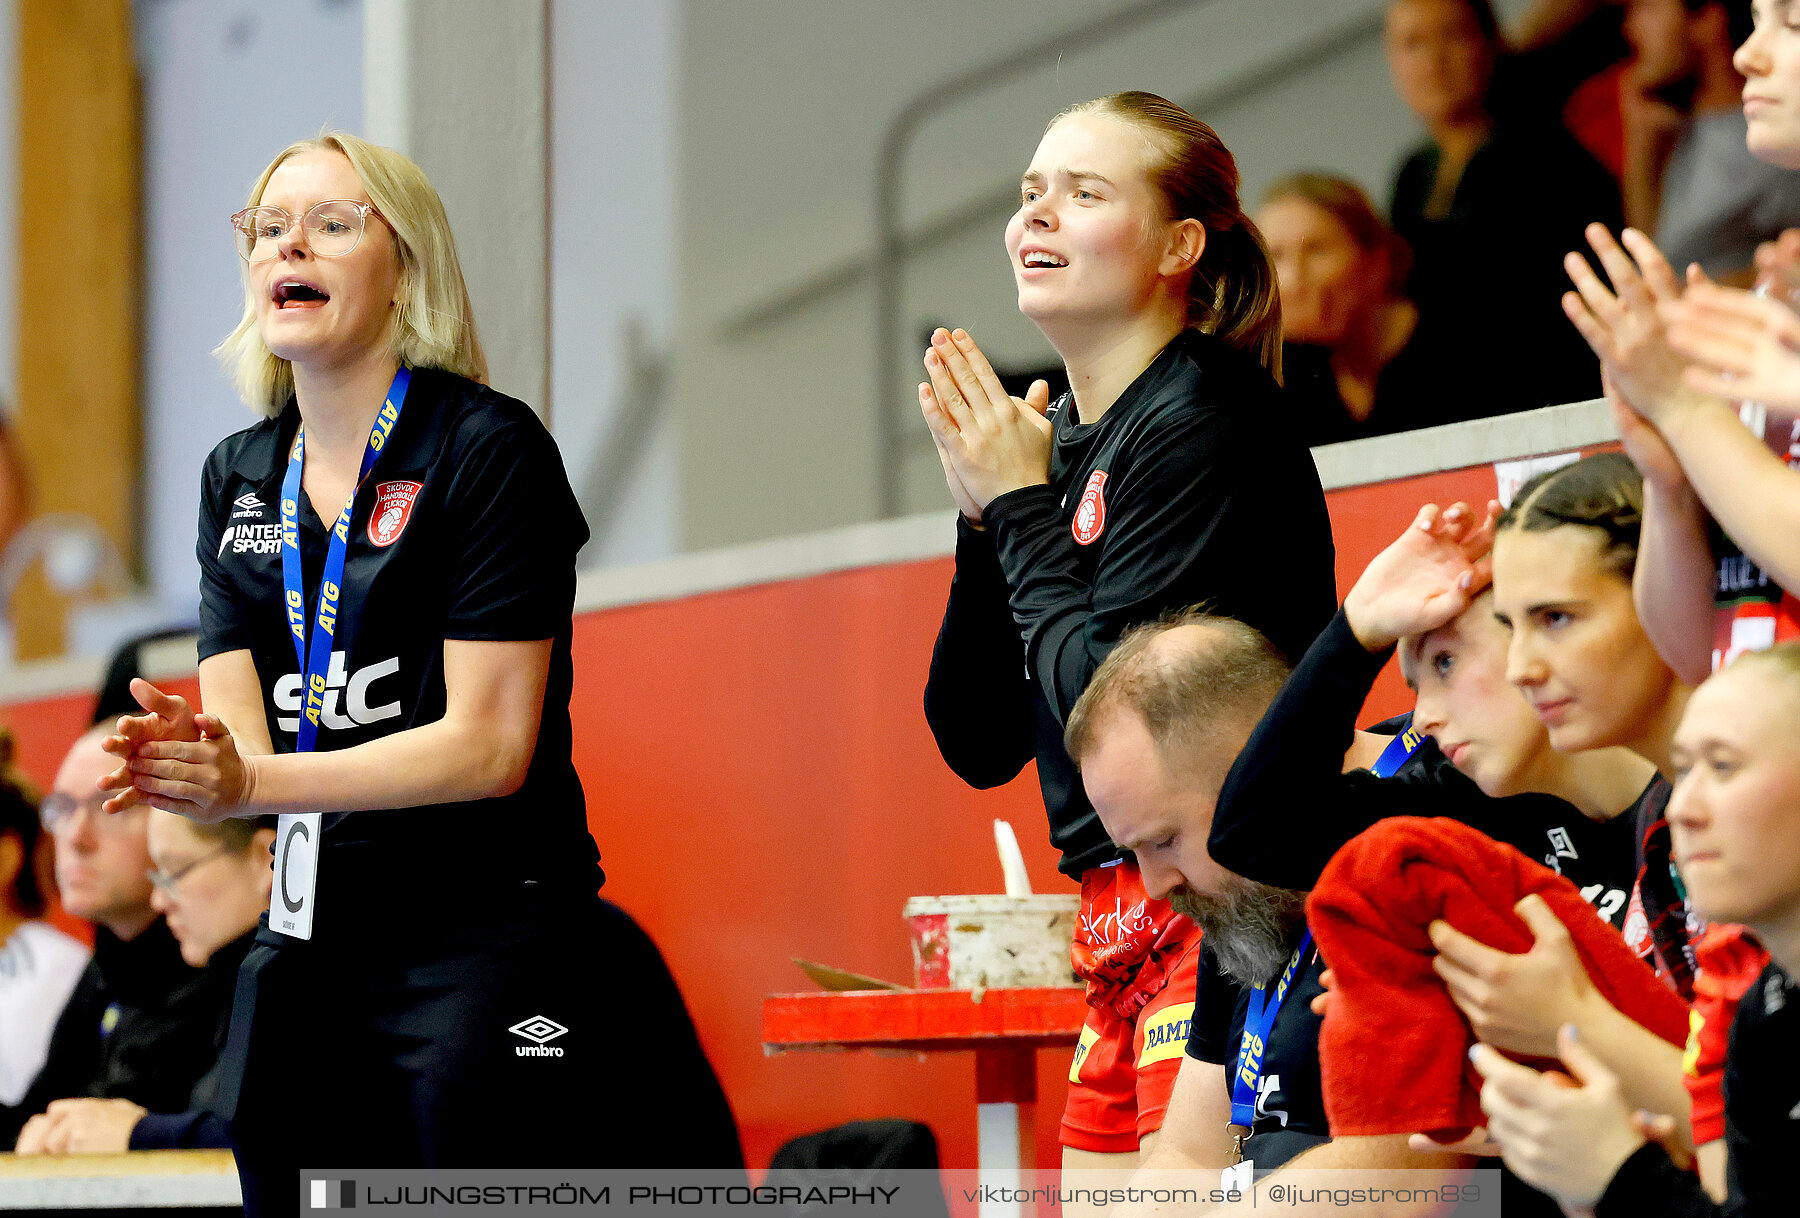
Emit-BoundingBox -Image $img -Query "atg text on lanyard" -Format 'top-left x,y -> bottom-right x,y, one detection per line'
1219,717 -> 1421,1184
1226,930 -> 1315,1165
270,367 -> 410,940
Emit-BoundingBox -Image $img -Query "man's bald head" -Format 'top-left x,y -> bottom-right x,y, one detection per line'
1066,612 -> 1290,781
1066,613 -> 1302,984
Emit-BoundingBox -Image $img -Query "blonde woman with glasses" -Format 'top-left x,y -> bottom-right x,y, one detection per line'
98,134 -> 739,1214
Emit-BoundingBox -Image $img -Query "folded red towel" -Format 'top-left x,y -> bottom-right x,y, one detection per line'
1306,816 -> 1691,1140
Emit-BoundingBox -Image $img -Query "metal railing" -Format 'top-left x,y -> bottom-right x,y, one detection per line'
705,1 -> 1395,517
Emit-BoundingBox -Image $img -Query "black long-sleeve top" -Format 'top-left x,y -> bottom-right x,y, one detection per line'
1596,962 -> 1800,1218
1209,608 -> 1640,913
124,930 -> 254,1151
924,330 -> 1337,877
0,919 -> 228,1147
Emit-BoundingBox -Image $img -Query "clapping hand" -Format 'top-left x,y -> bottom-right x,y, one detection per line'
1563,226 -> 1714,426
1661,282 -> 1800,413
918,328 -> 1053,516
99,678 -> 250,824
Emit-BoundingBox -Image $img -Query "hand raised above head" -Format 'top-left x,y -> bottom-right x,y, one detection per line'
1342,500 -> 1497,652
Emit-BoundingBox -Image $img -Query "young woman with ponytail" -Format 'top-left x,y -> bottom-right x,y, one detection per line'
919,92 -> 1337,1189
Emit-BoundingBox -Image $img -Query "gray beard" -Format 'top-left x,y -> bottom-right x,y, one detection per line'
1169,878 -> 1309,987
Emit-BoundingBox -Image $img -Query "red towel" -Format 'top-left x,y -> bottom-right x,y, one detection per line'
1306,816 -> 1691,1140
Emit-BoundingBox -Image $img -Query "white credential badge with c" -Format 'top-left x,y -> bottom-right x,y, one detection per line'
273,812 -> 319,939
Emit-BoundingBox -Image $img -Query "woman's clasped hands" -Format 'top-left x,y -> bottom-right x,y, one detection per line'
917,327 -> 1052,522
98,677 -> 250,823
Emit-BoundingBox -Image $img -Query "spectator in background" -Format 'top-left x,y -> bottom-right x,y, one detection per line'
1623,0 -> 1800,282
0,730 -> 88,1115
1258,173 -> 1501,442
14,810 -> 275,1154
1,726 -> 228,1148
1385,0 -> 1623,412
1506,0 -> 1634,176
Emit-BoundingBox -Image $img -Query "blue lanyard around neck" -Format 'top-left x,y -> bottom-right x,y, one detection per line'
1230,928 -> 1315,1129
1224,719 -> 1415,1130
1370,714 -> 1424,779
278,367 -> 410,753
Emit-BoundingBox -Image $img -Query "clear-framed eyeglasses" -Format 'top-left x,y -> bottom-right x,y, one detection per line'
230,200 -> 384,263
146,845 -> 234,896
39,791 -> 140,836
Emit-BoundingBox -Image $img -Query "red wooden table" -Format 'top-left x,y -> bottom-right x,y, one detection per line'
762,987 -> 1087,1178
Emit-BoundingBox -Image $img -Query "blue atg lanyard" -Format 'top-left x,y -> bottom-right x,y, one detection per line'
1224,717 -> 1416,1145
1371,715 -> 1424,779
1230,928 -> 1315,1129
279,368 -> 410,751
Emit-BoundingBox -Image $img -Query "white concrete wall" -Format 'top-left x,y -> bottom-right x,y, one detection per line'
549,0 -> 680,568
135,0 -> 363,625
670,0 -> 1545,549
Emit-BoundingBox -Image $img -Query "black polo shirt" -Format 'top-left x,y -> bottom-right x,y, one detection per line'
196,367 -> 603,925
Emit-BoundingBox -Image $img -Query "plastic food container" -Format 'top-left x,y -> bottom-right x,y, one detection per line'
903,894 -> 1080,989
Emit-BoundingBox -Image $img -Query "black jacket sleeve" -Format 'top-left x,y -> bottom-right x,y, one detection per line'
441,409 -> 587,641
984,407 -> 1278,724
1208,607 -> 1447,891
922,516 -> 1036,789
128,1108 -> 231,1150
1596,1143 -> 1737,1218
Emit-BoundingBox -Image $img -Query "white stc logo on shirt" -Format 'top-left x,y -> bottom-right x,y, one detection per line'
272,652 -> 402,732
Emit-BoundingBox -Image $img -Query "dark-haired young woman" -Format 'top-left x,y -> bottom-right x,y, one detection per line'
1385,0 -> 1623,411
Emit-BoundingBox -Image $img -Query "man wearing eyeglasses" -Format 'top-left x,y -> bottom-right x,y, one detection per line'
0,726 -> 233,1148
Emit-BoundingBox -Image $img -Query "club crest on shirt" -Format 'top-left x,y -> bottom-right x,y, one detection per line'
367,481 -> 422,548
1072,470 -> 1108,546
